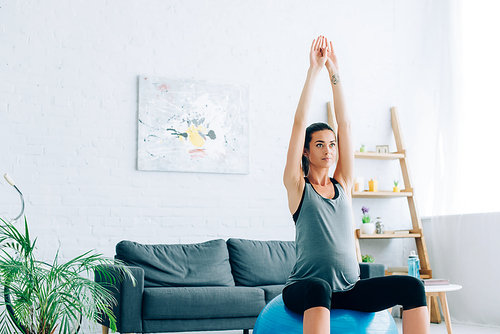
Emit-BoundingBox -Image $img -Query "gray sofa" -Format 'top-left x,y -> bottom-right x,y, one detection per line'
96,238 -> 384,334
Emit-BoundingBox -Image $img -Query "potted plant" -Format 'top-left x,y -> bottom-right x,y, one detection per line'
0,217 -> 134,334
360,206 -> 376,234
393,180 -> 400,192
362,254 -> 374,263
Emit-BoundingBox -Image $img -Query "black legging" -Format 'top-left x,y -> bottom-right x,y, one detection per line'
282,275 -> 426,315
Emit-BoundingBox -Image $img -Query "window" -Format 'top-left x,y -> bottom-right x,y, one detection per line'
457,0 -> 500,214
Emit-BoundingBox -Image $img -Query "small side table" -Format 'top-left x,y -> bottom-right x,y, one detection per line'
425,284 -> 462,334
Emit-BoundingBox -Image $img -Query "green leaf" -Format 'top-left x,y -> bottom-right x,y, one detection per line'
0,217 -> 133,334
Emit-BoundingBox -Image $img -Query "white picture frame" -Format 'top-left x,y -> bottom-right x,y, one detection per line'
376,145 -> 390,154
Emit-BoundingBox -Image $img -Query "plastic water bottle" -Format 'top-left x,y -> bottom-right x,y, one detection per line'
408,251 -> 420,279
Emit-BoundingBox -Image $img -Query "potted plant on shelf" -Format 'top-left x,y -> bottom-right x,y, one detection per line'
0,217 -> 134,334
360,206 -> 376,234
393,180 -> 400,192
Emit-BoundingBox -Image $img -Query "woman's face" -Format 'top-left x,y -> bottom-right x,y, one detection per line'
304,130 -> 337,170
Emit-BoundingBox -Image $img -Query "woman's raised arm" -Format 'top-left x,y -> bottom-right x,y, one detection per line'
283,36 -> 328,212
325,38 -> 354,193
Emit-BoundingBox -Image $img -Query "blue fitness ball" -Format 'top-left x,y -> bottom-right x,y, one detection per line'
253,295 -> 398,334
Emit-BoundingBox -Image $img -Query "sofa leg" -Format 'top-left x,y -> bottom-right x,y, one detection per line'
243,330 -> 249,334
102,325 -> 109,334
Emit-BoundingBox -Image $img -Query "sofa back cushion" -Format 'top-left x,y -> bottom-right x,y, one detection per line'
226,238 -> 296,286
115,239 -> 235,287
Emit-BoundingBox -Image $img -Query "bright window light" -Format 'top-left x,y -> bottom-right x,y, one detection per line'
459,0 -> 500,214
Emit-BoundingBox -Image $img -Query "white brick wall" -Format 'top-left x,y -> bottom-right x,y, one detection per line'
1,1 -> 450,332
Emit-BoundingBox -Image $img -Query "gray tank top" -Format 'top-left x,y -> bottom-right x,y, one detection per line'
285,177 -> 360,292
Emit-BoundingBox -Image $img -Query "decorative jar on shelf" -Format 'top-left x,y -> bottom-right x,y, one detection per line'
375,217 -> 385,234
354,177 -> 364,192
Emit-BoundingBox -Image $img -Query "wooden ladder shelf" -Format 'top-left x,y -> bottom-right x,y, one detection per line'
328,105 -> 439,322
327,104 -> 432,280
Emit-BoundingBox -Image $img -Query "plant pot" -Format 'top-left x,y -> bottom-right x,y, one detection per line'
361,222 -> 376,235
393,186 -> 400,192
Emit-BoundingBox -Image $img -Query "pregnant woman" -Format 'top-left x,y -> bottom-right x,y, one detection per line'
282,36 -> 430,334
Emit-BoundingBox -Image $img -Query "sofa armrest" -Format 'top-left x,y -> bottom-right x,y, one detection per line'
95,265 -> 144,333
359,263 -> 385,279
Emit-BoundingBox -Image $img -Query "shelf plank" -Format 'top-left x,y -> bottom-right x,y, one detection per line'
355,151 -> 405,160
356,229 -> 422,239
353,190 -> 412,198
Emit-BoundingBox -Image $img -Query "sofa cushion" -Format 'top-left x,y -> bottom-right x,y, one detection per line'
115,239 -> 235,287
142,286 -> 266,320
257,285 -> 285,304
226,238 -> 296,286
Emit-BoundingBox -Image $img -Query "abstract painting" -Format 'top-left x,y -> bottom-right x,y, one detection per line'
137,76 -> 249,174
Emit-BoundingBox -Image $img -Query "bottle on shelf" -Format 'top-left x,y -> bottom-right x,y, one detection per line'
375,217 -> 384,234
408,251 -> 420,279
